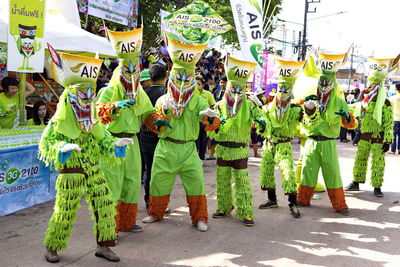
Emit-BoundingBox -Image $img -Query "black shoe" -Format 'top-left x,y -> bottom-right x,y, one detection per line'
345,182 -> 359,191
44,247 -> 60,263
259,200 -> 278,209
242,216 -> 254,227
289,205 -> 301,218
212,210 -> 232,218
374,188 -> 383,198
129,225 -> 143,232
335,208 -> 349,215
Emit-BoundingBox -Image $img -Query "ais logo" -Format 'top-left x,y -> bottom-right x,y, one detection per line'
120,42 -> 136,53
279,68 -> 292,77
70,63 -> 99,79
234,68 -> 249,79
369,63 -> 387,71
179,53 -> 195,62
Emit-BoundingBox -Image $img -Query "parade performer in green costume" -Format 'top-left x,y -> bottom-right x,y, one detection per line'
297,51 -> 357,213
142,37 -> 218,232
346,56 -> 399,197
40,50 -> 133,263
207,55 -> 260,226
258,58 -> 311,218
97,28 -> 169,233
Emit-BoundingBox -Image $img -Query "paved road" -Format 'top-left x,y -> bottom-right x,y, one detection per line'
1,141 -> 400,267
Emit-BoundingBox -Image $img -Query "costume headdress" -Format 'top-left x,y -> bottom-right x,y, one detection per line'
49,46 -> 103,139
224,55 -> 257,117
166,36 -> 207,118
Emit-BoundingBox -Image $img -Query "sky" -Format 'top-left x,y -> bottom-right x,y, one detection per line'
277,0 -> 399,58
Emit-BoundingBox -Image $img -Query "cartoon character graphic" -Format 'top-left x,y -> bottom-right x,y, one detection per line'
12,24 -> 42,71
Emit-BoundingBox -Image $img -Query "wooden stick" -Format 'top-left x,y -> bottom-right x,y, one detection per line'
38,73 -> 60,101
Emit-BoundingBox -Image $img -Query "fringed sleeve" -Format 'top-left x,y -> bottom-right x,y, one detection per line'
341,112 -> 358,130
382,104 -> 394,143
143,108 -> 170,135
97,102 -> 120,124
38,123 -> 68,169
202,116 -> 221,132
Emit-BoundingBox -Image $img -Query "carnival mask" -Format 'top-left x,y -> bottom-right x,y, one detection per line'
224,55 -> 257,117
317,73 -> 335,114
166,36 -> 207,118
119,59 -> 140,101
363,56 -> 400,107
48,46 -> 103,132
68,85 -> 97,131
107,27 -> 143,102
274,59 -> 305,120
316,49 -> 350,114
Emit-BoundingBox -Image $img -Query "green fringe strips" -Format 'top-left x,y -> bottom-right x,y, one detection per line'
258,106 -> 302,143
233,169 -> 253,219
259,143 -> 276,188
215,146 -> 248,161
216,166 -> 233,213
275,142 -> 297,194
39,123 -> 122,172
260,142 -> 296,193
353,140 -> 370,183
370,143 -> 385,188
301,106 -> 322,133
44,171 -> 117,251
361,102 -> 394,142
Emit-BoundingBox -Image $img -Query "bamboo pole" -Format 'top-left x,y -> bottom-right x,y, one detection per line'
38,73 -> 60,101
18,73 -> 26,126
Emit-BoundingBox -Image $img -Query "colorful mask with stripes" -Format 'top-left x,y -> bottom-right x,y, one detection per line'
167,37 -> 207,118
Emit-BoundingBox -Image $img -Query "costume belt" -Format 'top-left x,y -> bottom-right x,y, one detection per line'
360,132 -> 384,144
218,141 -> 247,148
267,138 -> 291,146
60,167 -> 85,174
309,135 -> 334,141
112,132 -> 136,138
164,137 -> 194,144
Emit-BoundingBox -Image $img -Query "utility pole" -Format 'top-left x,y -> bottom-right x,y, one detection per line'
347,45 -> 355,91
301,0 -> 320,60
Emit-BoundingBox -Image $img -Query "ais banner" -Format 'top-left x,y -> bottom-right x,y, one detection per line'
230,0 -> 263,68
8,0 -> 46,73
87,0 -> 139,27
0,145 -> 55,216
162,0 -> 232,44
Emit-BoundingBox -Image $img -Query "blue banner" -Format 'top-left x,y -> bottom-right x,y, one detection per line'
0,145 -> 56,216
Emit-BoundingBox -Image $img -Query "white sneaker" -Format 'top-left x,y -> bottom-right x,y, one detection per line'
142,216 -> 156,223
196,221 -> 208,232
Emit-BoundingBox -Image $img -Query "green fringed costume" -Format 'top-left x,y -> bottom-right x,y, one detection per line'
40,52 -> 123,253
350,57 -> 397,192
297,52 -> 357,212
257,58 -> 314,216
208,55 -> 259,224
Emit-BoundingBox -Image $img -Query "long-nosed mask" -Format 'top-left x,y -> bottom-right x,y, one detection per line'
316,50 -> 349,114
48,48 -> 103,133
363,57 -> 400,107
274,59 -> 305,120
108,27 -> 143,102
224,55 -> 257,117
166,37 -> 207,118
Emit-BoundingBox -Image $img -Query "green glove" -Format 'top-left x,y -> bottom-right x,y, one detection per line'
116,99 -> 135,109
335,109 -> 350,123
255,119 -> 266,130
305,94 -> 318,101
152,119 -> 172,131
